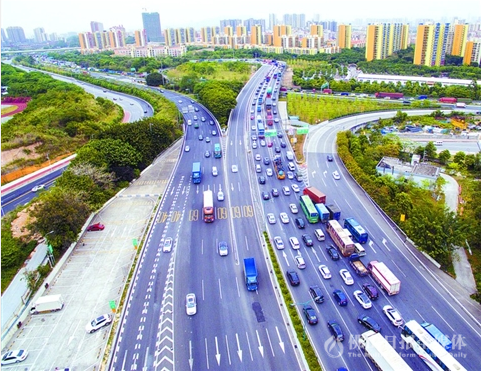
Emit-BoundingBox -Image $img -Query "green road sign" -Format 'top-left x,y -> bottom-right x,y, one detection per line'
265,130 -> 277,137
47,244 -> 53,254
297,127 -> 309,134
109,300 -> 116,309
133,238 -> 138,247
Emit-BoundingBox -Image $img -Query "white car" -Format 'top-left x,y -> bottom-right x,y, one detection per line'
279,212 -> 289,224
31,184 -> 45,192
266,168 -> 273,177
353,290 -> 372,309
217,191 -> 224,201
1,349 -> 28,365
163,237 -> 173,252
274,118 -> 280,123
289,203 -> 299,214
291,184 -> 300,193
287,171 -> 294,179
231,165 -> 238,173
185,145 -> 190,152
186,293 -> 197,315
260,140 -> 266,147
267,213 -> 276,224
339,269 -> 354,285
187,119 -> 192,125
282,186 -> 291,196
85,313 -> 113,333
295,255 -> 306,269
178,100 -> 183,103
252,142 -> 258,149
332,171 -> 341,180
318,264 -> 331,279
255,154 -> 261,161
383,305 -> 404,326
289,236 -> 300,250
273,236 -> 285,250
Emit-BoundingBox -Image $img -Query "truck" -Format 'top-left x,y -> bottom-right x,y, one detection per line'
273,155 -> 286,180
368,261 -> 401,295
203,190 -> 215,222
266,87 -> 272,98
303,187 -> 326,204
349,253 -> 369,276
359,330 -> 413,371
417,95 -> 428,100
314,203 -> 330,223
455,102 -> 467,108
322,88 -> 332,94
375,92 -> 404,100
30,294 -> 64,314
192,162 -> 201,184
244,258 -> 258,291
438,97 -> 457,103
325,204 -> 341,220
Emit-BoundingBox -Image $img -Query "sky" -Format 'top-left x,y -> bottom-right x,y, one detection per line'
1,0 -> 480,38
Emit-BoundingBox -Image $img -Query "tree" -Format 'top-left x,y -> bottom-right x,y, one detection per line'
453,151 -> 466,167
146,72 -> 163,86
438,150 -> 451,164
425,142 -> 438,159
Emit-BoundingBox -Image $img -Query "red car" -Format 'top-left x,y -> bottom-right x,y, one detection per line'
87,223 -> 105,231
267,141 -> 273,147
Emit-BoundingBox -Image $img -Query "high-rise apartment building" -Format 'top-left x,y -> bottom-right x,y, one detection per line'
414,23 -> 450,66
33,27 -> 48,43
1,28 -> 8,44
273,25 -> 291,47
135,30 -> 148,46
310,25 -> 323,38
6,26 -> 26,43
365,23 -> 407,61
250,25 -> 262,45
90,21 -> 104,33
200,27 -> 216,43
220,19 -> 241,30
236,25 -> 246,37
269,14 -> 276,31
282,14 -> 306,29
337,24 -> 352,49
224,26 -> 233,37
451,24 -> 468,56
164,29 -> 177,46
463,40 -> 481,65
109,26 -> 126,48
142,12 -> 162,42
244,19 -> 265,33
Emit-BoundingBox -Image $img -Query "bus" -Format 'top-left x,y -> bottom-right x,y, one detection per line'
344,217 -> 368,243
214,143 -> 222,158
421,322 -> 453,351
299,195 -> 319,223
257,121 -> 265,138
265,98 -> 273,110
326,220 -> 355,257
258,97 -> 263,105
401,320 -> 466,371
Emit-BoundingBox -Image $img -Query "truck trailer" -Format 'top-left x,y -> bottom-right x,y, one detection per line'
325,204 -> 341,220
438,97 -> 457,103
244,258 -> 258,291
203,190 -> 214,222
375,92 -> 404,100
303,186 -> 326,204
30,294 -> 65,314
349,253 -> 369,276
368,261 -> 401,295
192,162 -> 201,184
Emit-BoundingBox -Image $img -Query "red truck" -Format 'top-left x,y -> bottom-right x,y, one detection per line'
438,97 -> 457,103
375,92 -> 404,100
322,89 -> 332,94
303,187 -> 326,204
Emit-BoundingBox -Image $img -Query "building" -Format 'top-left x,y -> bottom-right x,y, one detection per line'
33,27 -> 48,43
220,19 -> 241,30
114,45 -> 186,58
451,24 -> 468,56
273,25 -> 292,47
6,26 -> 26,43
200,27 -> 216,43
310,25 -> 323,38
268,13 -> 276,31
250,25 -> 263,46
135,30 -> 148,46
90,21 -> 104,33
1,28 -> 7,44
414,23 -> 450,66
244,19 -> 265,33
463,40 -> 481,65
365,23 -> 408,61
142,12 -> 162,42
337,24 -> 352,49
236,25 -> 246,37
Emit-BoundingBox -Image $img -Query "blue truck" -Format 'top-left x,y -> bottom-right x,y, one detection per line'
326,204 -> 341,220
244,258 -> 258,291
315,203 -> 330,223
192,162 -> 201,184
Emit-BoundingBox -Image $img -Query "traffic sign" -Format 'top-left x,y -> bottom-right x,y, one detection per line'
265,130 -> 277,137
297,127 -> 309,134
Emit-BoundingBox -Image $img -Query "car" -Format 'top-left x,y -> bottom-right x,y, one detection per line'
217,191 -> 224,201
332,171 -> 341,180
267,141 -> 273,148
309,285 -> 325,303
273,110 -> 278,114
280,212 -> 289,224
231,165 -> 238,173
295,172 -> 303,182
185,145 -> 190,152
262,191 -> 270,200
250,115 -> 254,120
339,269 -> 354,285
1,349 -> 28,365
85,313 -> 113,333
282,186 -> 291,196
258,176 -> 266,184
267,213 -> 276,224
218,241 -> 228,256
362,283 -> 379,300
271,188 -> 279,197
205,137 -> 211,143
193,115 -> 198,120
255,154 -> 261,161
198,134 -> 203,141
252,142 -> 258,149
353,290 -> 372,309
204,150 -> 210,158
291,184 -> 300,193
252,101 -> 256,106
163,237 -> 173,252
178,100 -> 183,103
194,122 -> 199,129
260,140 -> 266,147
251,134 -> 258,141
31,184 -> 45,192
194,107 -> 199,112
266,168 -> 273,177
277,132 -> 283,138
327,155 -> 334,162
280,140 -> 287,148
358,315 -> 381,332
327,320 -> 345,342
274,118 -> 280,123
187,119 -> 192,125
289,203 -> 299,213
252,125 -> 256,131
295,255 -> 306,269
326,245 -> 340,260
302,234 -> 313,246
383,305 -> 404,326
333,289 -> 348,306
185,293 -> 197,315
295,217 -> 305,229
87,222 -> 105,231
273,236 -> 285,250
275,146 -> 281,153
211,130 -> 217,136
318,264 -> 332,279
201,117 -> 206,122
286,270 -> 300,286
212,166 -> 218,176
303,305 -> 318,325
289,236 -> 300,250
263,157 -> 270,165
209,120 -> 214,125
287,171 -> 294,179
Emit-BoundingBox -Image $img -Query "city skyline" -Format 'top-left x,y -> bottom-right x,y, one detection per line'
1,0 -> 480,38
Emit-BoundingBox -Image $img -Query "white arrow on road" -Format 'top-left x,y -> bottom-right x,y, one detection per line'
189,340 -> 194,370
256,330 -> 264,357
215,336 -> 221,365
282,251 -> 290,266
236,333 -> 243,361
196,185 -> 199,194
231,183 -> 234,191
311,247 -> 321,262
276,326 -> 285,353
312,170 -> 316,177
323,170 -> 327,177
382,238 -> 391,252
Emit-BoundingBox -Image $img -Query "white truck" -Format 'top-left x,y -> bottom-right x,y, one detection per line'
30,294 -> 64,314
368,260 -> 401,295
359,330 -> 412,371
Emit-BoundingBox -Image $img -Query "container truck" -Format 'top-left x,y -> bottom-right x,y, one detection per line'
417,95 -> 428,100
438,97 -> 457,103
303,187 -> 326,204
30,294 -> 64,314
203,190 -> 215,222
192,162 -> 201,184
455,102 -> 467,108
359,330 -> 413,371
315,203 -> 330,223
244,258 -> 258,291
368,261 -> 401,295
375,92 -> 404,100
325,204 -> 341,220
349,253 -> 369,276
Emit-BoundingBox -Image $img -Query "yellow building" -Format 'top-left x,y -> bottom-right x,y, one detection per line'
273,25 -> 291,47
451,24 -> 468,56
224,26 -> 233,36
236,25 -> 246,37
365,23 -> 406,61
250,25 -> 262,46
337,24 -> 352,49
414,23 -> 450,66
310,24 -> 323,38
463,40 -> 481,65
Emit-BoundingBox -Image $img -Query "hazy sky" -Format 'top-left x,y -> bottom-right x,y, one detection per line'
2,0 -> 480,37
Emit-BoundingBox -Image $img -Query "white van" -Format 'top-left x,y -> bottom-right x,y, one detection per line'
434,141 -> 443,146
354,243 -> 366,257
212,166 -> 218,176
288,162 -> 295,171
286,151 -> 294,161
314,229 -> 325,241
256,164 -> 261,173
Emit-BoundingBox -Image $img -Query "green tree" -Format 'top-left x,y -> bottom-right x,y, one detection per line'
146,72 -> 163,86
425,142 -> 438,159
453,151 -> 466,167
438,150 -> 451,164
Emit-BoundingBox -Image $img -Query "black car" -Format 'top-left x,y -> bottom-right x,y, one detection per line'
295,217 -> 305,229
362,283 -> 379,300
303,305 -> 318,325
302,234 -> 313,247
275,147 -> 281,153
264,157 -> 270,165
286,270 -> 300,286
262,191 -> 270,200
327,155 -> 334,162
358,315 -> 382,333
280,140 -> 287,148
271,188 -> 279,197
326,245 -> 340,261
277,132 -> 283,138
309,285 -> 324,304
327,320 -> 345,342
258,176 -> 266,184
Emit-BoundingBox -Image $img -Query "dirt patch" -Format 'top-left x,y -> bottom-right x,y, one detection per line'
11,207 -> 36,241
1,143 -> 43,168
